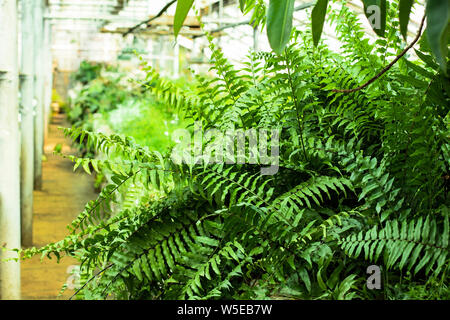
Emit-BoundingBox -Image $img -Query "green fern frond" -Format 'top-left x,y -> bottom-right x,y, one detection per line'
340,214 -> 449,276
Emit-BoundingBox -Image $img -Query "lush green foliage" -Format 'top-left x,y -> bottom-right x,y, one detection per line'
173,0 -> 449,74
66,64 -> 189,157
70,61 -> 103,85
21,2 -> 449,300
67,68 -> 129,128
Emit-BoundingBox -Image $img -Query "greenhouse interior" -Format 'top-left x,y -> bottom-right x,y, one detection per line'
0,0 -> 448,301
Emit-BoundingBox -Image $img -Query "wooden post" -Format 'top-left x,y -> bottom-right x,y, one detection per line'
33,0 -> 44,190
0,0 -> 22,300
20,0 -> 35,247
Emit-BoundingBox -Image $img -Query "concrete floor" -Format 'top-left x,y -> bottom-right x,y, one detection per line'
21,114 -> 98,300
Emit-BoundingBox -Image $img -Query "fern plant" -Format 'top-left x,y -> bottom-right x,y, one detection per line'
20,2 -> 449,300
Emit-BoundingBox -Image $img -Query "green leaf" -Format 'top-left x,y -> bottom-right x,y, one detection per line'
443,210 -> 449,248
362,0 -> 387,37
399,0 -> 414,39
210,256 -> 220,275
132,260 -> 143,281
311,0 -> 329,47
91,159 -> 99,173
239,0 -> 246,12
337,274 -> 356,299
425,0 -> 450,74
82,160 -> 91,175
317,266 -> 328,290
266,0 -> 295,55
141,255 -> 152,280
298,267 -> 311,292
174,0 -> 195,38
74,158 -> 82,172
405,60 -> 435,79
415,49 -> 439,69
196,236 -> 219,247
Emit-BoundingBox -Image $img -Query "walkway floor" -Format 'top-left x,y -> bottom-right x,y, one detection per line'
21,113 -> 98,300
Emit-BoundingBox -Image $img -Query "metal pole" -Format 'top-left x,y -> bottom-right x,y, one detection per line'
173,41 -> 179,78
253,27 -> 259,52
33,0 -> 44,190
0,0 -> 22,300
20,0 -> 35,247
218,0 -> 223,47
43,13 -> 53,145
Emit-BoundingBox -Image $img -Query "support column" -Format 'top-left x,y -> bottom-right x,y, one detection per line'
0,0 -> 22,300
20,0 -> 35,247
173,41 -> 179,78
253,26 -> 259,52
33,0 -> 44,190
218,0 -> 223,47
43,14 -> 53,145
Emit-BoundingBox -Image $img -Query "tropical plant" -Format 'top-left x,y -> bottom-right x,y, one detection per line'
71,61 -> 103,85
20,1 -> 449,300
172,0 -> 449,75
